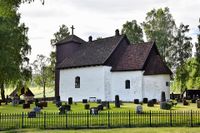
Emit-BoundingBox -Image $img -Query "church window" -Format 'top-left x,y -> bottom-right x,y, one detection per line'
166,82 -> 170,87
125,80 -> 130,89
75,76 -> 80,88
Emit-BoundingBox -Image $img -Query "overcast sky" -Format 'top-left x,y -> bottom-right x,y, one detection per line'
19,0 -> 200,62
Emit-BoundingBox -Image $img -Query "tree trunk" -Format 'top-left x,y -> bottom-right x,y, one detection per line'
0,83 -> 5,102
43,83 -> 46,101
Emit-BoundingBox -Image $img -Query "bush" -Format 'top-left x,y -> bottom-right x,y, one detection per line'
115,95 -> 120,108
147,100 -> 154,107
82,99 -> 88,103
160,102 -> 172,110
84,104 -> 90,110
134,99 -> 139,104
97,104 -> 104,111
191,99 -> 196,103
143,98 -> 148,103
68,97 -> 73,105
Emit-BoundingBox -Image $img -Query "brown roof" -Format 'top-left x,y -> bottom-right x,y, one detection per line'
57,34 -> 172,75
111,42 -> 154,71
10,87 -> 34,97
57,35 -> 124,69
56,35 -> 86,45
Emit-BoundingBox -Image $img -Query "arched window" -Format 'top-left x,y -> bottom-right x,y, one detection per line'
75,76 -> 80,88
125,80 -> 130,89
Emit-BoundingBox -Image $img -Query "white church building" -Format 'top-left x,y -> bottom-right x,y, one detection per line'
55,29 -> 172,102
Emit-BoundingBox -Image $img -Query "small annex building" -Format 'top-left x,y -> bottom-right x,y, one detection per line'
10,87 -> 34,101
55,29 -> 172,102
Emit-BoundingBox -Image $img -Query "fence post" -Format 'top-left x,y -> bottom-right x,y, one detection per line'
44,112 -> 46,129
87,111 -> 89,128
170,110 -> 172,127
191,110 -> 193,127
129,110 -> 131,127
22,112 -> 24,128
66,112 -> 68,128
108,111 -> 110,128
150,110 -> 152,127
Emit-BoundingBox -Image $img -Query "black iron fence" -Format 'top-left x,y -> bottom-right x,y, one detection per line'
0,110 -> 200,130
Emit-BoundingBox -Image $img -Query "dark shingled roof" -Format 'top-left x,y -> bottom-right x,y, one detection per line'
111,42 -> 153,71
57,34 -> 172,75
57,35 -> 124,69
56,35 -> 86,45
10,87 -> 34,97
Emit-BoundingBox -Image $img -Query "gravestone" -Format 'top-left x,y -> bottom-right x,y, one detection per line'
97,104 -> 103,111
136,105 -> 143,114
28,111 -> 36,118
90,107 -> 98,115
23,103 -> 30,109
33,107 -> 41,113
85,104 -> 90,110
68,97 -> 73,105
82,99 -> 88,103
115,95 -> 120,108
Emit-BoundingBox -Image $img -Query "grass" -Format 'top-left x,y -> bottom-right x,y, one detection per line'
2,127 -> 200,133
0,102 -> 200,114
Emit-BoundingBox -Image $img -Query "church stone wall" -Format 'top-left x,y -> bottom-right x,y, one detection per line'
59,66 -> 109,102
111,71 -> 144,101
143,74 -> 170,101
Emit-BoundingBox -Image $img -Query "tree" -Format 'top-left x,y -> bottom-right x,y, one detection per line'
122,20 -> 144,43
0,0 -> 31,101
196,18 -> 200,61
32,55 -> 51,101
171,24 -> 192,70
142,7 -> 176,67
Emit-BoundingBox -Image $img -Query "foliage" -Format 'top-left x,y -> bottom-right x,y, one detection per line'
171,23 -> 192,70
196,18 -> 200,61
121,20 -> 144,43
32,55 -> 51,100
0,0 -> 31,100
171,58 -> 200,92
142,7 -> 176,67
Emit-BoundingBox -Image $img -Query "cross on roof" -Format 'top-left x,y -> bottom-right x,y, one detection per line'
71,25 -> 75,35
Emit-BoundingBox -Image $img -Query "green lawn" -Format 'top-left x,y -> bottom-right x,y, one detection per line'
0,101 -> 199,114
2,127 -> 200,133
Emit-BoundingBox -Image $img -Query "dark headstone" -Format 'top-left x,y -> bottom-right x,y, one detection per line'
183,99 -> 189,106
115,95 -> 120,108
35,99 -> 39,106
82,99 -> 88,103
85,104 -> 90,110
68,97 -> 73,105
59,106 -> 66,114
23,103 -> 30,109
147,100 -> 154,107
134,99 -> 139,104
28,111 -> 36,118
197,100 -> 200,108
152,99 -> 157,104
143,98 -> 148,103
65,105 -> 71,111
97,99 -> 101,104
161,91 -> 166,102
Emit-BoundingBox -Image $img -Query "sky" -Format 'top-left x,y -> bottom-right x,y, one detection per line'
19,0 -> 200,62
